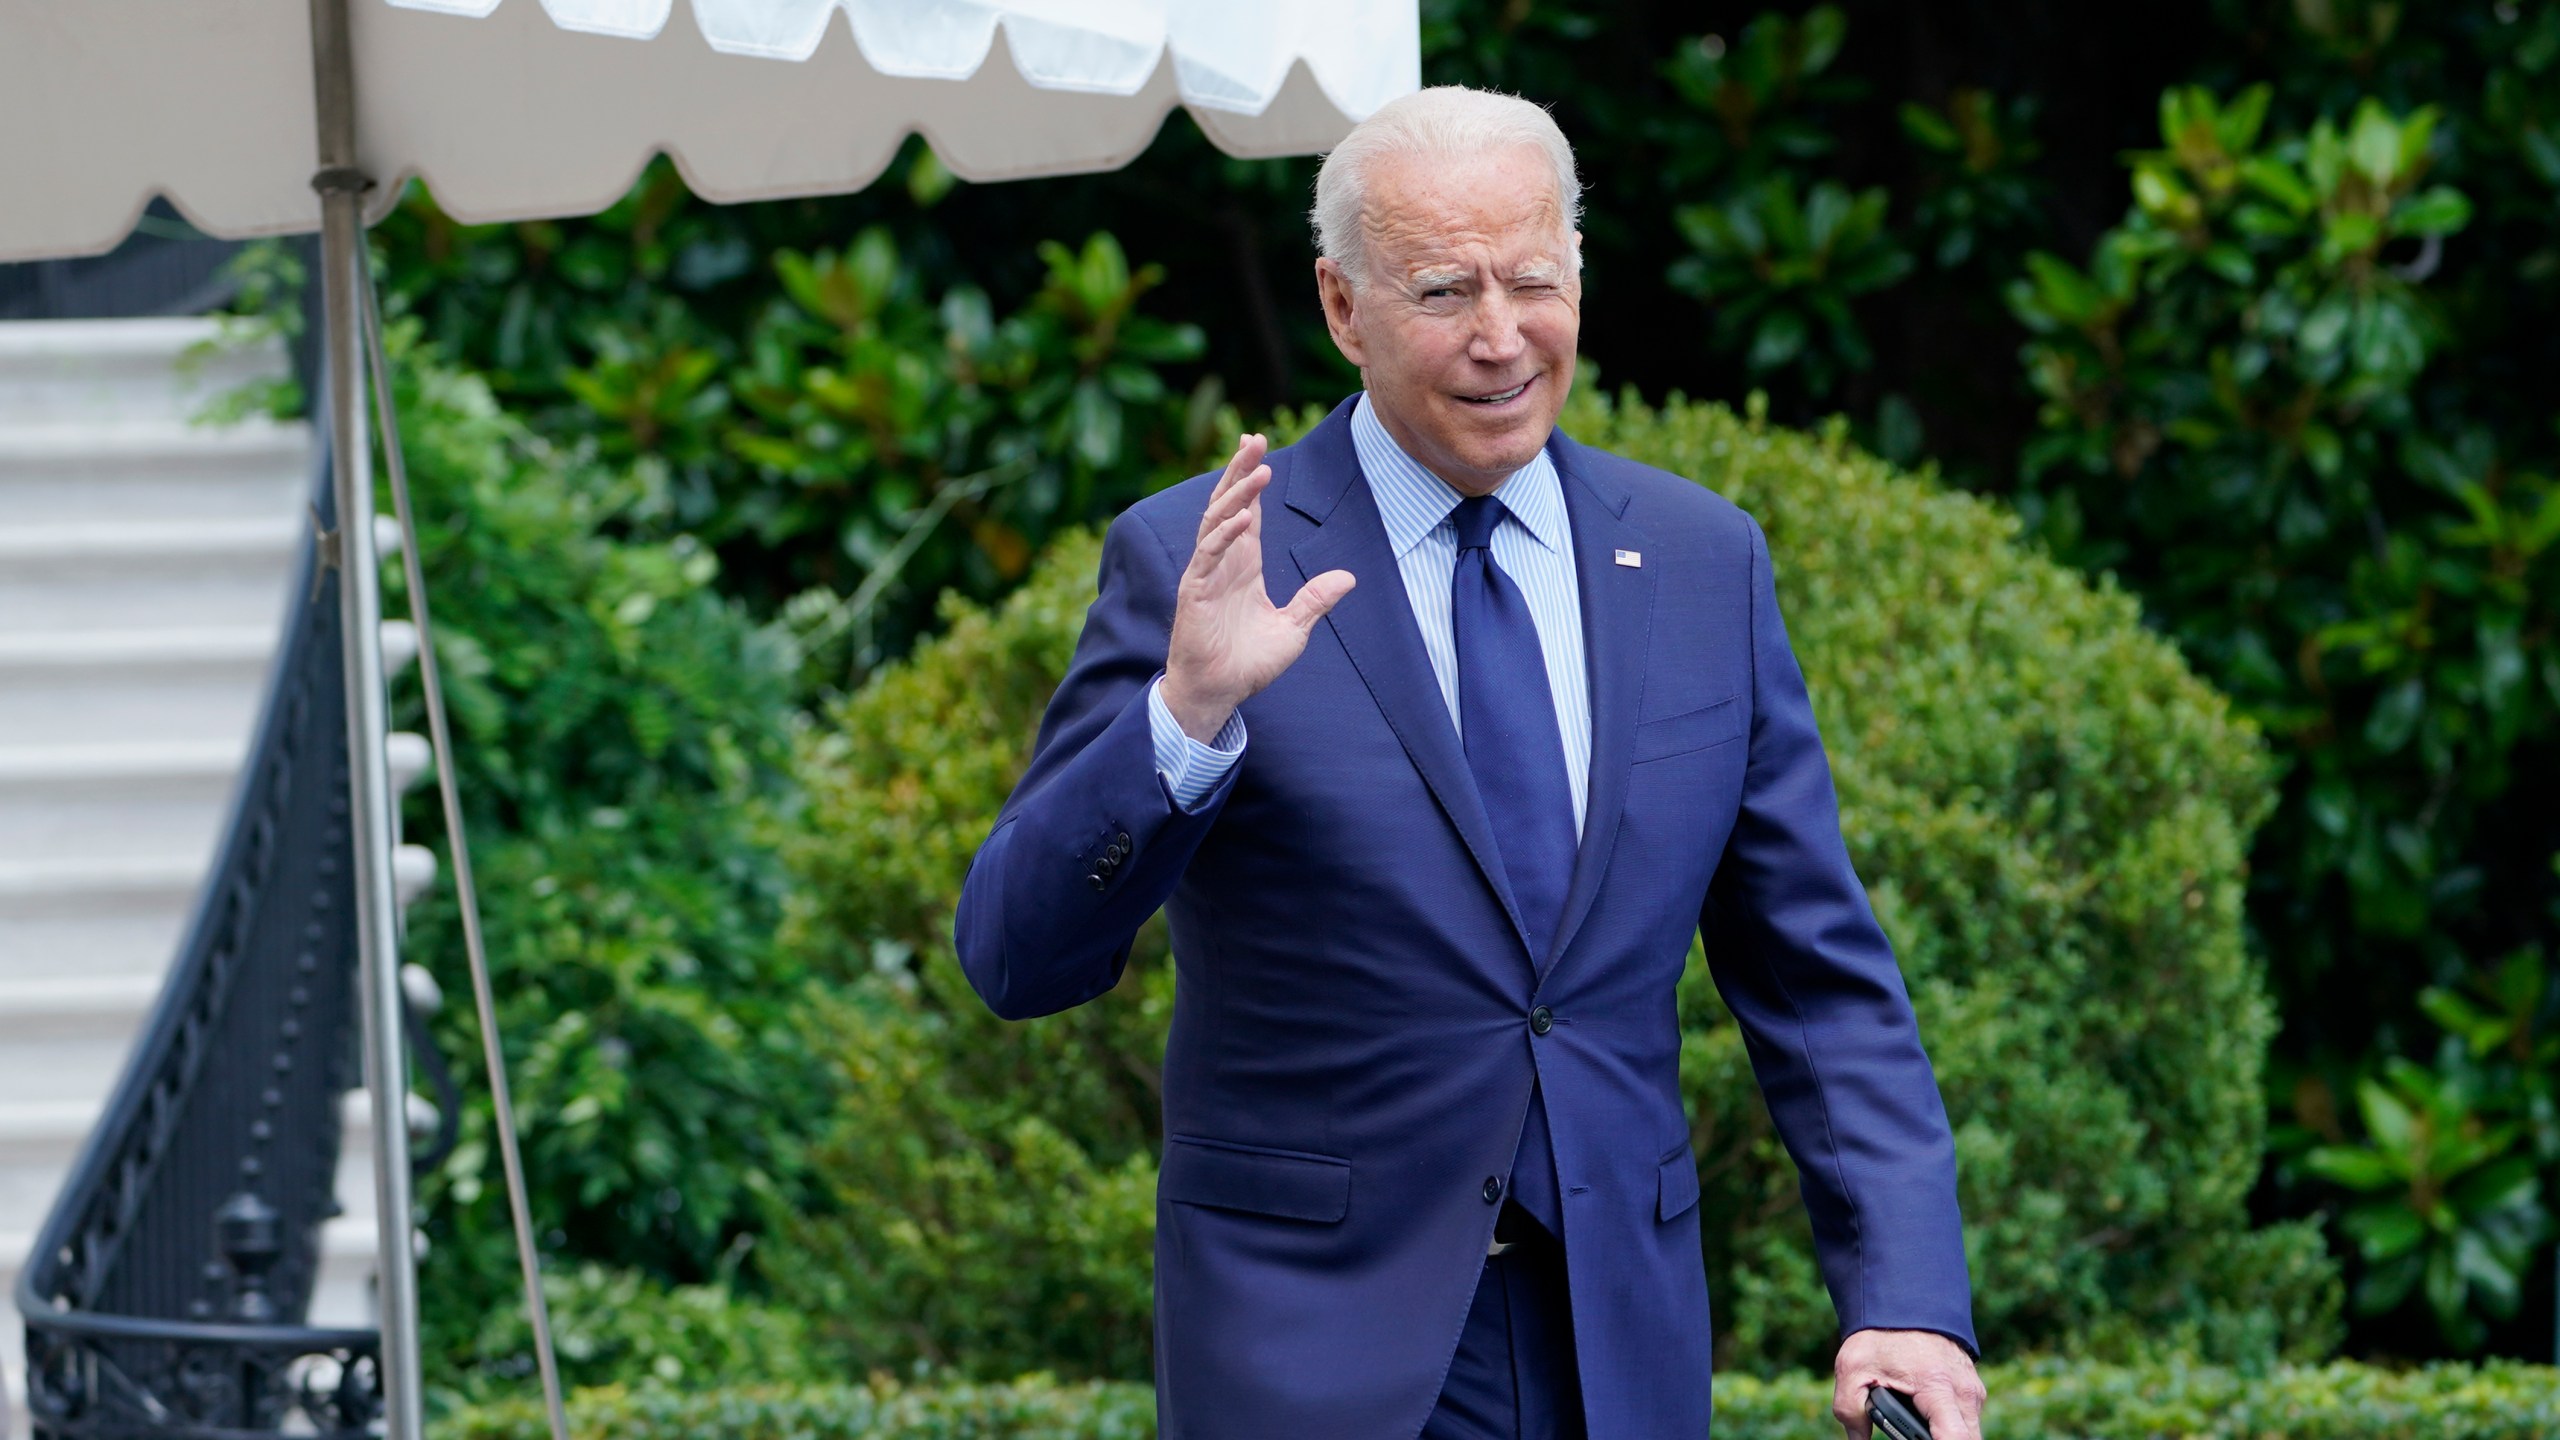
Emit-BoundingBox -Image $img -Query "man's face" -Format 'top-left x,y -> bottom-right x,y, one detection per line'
1316,145 -> 1581,498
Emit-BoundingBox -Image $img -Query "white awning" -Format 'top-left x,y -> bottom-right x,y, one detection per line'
0,0 -> 1418,264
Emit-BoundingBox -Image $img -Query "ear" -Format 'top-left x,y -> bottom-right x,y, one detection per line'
1314,257 -> 1368,370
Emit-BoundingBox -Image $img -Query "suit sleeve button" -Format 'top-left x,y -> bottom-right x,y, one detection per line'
1530,1006 -> 1554,1036
1087,872 -> 1107,891
1115,831 -> 1133,849
1481,1175 -> 1504,1204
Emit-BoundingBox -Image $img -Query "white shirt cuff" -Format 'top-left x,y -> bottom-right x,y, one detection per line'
1148,675 -> 1246,812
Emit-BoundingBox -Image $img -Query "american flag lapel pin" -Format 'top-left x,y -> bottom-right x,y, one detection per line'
1614,549 -> 1642,568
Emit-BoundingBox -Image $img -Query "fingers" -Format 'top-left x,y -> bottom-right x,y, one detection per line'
1829,1378 -> 1873,1440
1191,449 -> 1275,576
1280,568 -> 1357,631
1837,1373 -> 1983,1440
1193,494 -> 1259,569
1833,1330 -> 1983,1440
1910,1374 -> 1986,1440
1194,462 -> 1272,556
1199,433 -> 1271,535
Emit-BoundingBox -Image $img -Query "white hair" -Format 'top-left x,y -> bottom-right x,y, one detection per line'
1311,86 -> 1583,290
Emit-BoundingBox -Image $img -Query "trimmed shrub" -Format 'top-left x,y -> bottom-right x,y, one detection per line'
441,1361 -> 2560,1440
443,1376 -> 1155,1440
770,541 -> 1166,1381
1717,1359 -> 2560,1440
776,385 -> 2337,1377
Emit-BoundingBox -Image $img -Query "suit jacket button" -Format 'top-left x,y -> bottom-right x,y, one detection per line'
1115,831 -> 1133,849
1087,871 -> 1107,891
1481,1175 -> 1504,1204
1106,842 -> 1130,862
1530,1006 -> 1554,1036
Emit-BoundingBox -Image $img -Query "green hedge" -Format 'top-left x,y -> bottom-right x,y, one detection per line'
441,1376 -> 1154,1440
776,384 -> 2337,1376
443,1362 -> 2560,1440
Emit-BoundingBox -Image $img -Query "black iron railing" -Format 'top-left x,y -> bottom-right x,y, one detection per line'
14,461 -> 384,1439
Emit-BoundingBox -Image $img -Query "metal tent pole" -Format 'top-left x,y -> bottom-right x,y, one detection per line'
306,1 -> 426,1437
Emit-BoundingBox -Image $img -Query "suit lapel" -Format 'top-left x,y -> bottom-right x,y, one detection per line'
1543,431 -> 1653,976
1282,403 -> 1536,959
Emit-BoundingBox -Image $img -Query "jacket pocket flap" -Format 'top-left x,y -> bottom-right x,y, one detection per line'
1658,1146 -> 1701,1222
1632,696 -> 1745,764
1162,1137 -> 1351,1223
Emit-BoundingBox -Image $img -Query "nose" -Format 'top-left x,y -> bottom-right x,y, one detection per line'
1469,287 -> 1527,367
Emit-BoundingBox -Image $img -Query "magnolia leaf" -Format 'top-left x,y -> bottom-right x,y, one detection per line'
2300,1143 -> 2398,1191
2341,1201 -> 2425,1259
2391,185 -> 2474,237
2348,100 -> 2402,185
2356,1073 -> 2423,1154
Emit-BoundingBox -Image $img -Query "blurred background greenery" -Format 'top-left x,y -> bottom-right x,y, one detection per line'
209,0 -> 2560,1422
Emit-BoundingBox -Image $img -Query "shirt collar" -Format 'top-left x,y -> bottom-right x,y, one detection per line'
1349,392 -> 1568,560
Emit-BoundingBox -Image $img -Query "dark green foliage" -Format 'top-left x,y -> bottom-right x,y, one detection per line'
378,334 -> 830,1383
434,1264 -> 831,1410
774,389 -> 2334,1377
377,183 -> 1228,682
1898,87 -> 2047,274
2005,53 -> 2560,1348
2010,84 -> 2494,948
1670,172 -> 1911,394
2290,933 -> 2559,1348
1662,8 -> 1915,399
441,1360 -> 2560,1440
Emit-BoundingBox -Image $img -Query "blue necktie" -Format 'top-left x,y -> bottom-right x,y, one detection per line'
1450,494 -> 1576,1235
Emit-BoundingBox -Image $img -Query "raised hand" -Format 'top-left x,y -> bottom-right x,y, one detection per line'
1160,433 -> 1356,743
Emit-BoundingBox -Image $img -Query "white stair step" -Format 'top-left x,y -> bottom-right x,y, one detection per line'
0,832 -> 433,923
0,732 -> 425,866
0,739 -> 240,866
0,1100 -> 99,1228
0,320 -> 287,427
0,619 -> 434,751
0,855 -> 205,987
0,736 -> 429,973
0,517 -> 303,635
0,975 -> 164,1107
0,902 -> 196,982
0,853 -> 204,907
0,626 -> 272,748
0,418 -> 311,526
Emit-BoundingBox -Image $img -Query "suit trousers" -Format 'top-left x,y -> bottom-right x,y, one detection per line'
1421,1204 -> 1587,1440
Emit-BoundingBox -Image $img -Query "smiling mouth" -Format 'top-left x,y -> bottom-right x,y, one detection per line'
1456,378 -> 1533,406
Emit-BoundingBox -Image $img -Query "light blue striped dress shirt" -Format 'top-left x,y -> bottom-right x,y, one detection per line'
1149,393 -> 1592,837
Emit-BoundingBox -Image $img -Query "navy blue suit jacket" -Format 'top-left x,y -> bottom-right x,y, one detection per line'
953,399 -> 1973,1439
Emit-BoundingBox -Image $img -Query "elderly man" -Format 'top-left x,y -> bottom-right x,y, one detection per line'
954,86 -> 1987,1440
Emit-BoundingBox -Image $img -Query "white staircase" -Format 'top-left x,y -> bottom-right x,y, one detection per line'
0,318 -> 429,1409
